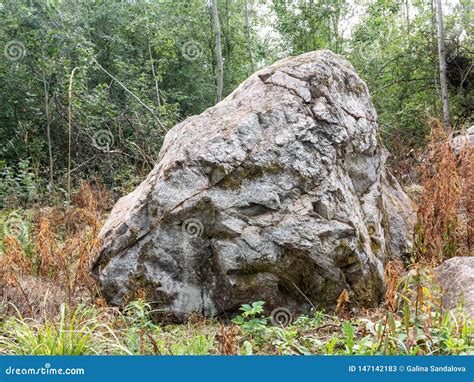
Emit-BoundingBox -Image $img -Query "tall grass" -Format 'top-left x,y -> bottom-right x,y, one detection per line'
0,304 -> 131,355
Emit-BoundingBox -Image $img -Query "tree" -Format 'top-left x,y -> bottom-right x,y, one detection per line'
212,0 -> 223,103
436,0 -> 452,132
244,0 -> 255,74
272,0 -> 347,54
1,0 -> 471,201
41,48 -> 54,185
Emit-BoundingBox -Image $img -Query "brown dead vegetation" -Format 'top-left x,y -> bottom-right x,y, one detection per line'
414,119 -> 473,264
0,183 -> 108,319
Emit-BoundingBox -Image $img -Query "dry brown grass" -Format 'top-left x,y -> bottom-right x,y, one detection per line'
384,260 -> 403,313
1,182 -> 109,319
414,119 -> 473,264
217,323 -> 239,355
336,289 -> 350,318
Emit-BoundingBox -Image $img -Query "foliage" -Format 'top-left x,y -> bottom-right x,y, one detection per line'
0,0 -> 471,201
231,301 -> 267,334
0,159 -> 43,208
0,183 -> 103,318
227,270 -> 473,355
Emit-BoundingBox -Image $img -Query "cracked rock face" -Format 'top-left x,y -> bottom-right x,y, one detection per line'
91,50 -> 415,321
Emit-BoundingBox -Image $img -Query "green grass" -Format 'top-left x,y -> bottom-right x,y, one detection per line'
0,296 -> 472,355
0,304 -> 131,355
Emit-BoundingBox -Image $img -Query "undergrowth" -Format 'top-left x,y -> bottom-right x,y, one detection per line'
1,183 -> 107,318
0,268 -> 472,355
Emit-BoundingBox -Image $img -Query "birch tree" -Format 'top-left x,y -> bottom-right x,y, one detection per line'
244,0 -> 255,74
436,0 -> 452,132
212,0 -> 223,103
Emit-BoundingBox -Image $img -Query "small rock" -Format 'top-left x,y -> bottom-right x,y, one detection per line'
452,125 -> 474,154
435,257 -> 474,318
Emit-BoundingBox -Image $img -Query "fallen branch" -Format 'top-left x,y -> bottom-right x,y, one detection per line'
91,57 -> 166,131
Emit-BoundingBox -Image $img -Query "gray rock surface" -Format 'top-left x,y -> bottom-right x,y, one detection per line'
452,125 -> 474,154
91,50 -> 415,321
435,257 -> 474,318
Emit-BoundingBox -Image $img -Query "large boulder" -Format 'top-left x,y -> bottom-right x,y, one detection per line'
435,257 -> 474,318
91,50 -> 415,321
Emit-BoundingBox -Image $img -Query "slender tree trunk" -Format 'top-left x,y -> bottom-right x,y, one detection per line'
436,0 -> 451,132
244,0 -> 255,73
333,12 -> 338,53
42,73 -> 53,185
144,2 -> 161,111
148,42 -> 161,108
67,67 -> 79,204
431,0 -> 439,116
405,0 -> 410,34
212,0 -> 223,103
224,0 -> 233,83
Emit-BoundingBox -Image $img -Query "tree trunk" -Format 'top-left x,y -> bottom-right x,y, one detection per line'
212,0 -> 223,103
244,0 -> 255,74
405,0 -> 410,34
67,67 -> 79,204
148,42 -> 161,108
224,0 -> 233,84
430,0 -> 439,116
41,48 -> 54,184
42,73 -> 53,185
436,0 -> 451,132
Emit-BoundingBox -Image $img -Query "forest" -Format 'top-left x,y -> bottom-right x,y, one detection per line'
0,0 -> 473,356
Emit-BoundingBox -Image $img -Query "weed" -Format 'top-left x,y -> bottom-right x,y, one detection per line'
231,301 -> 267,334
